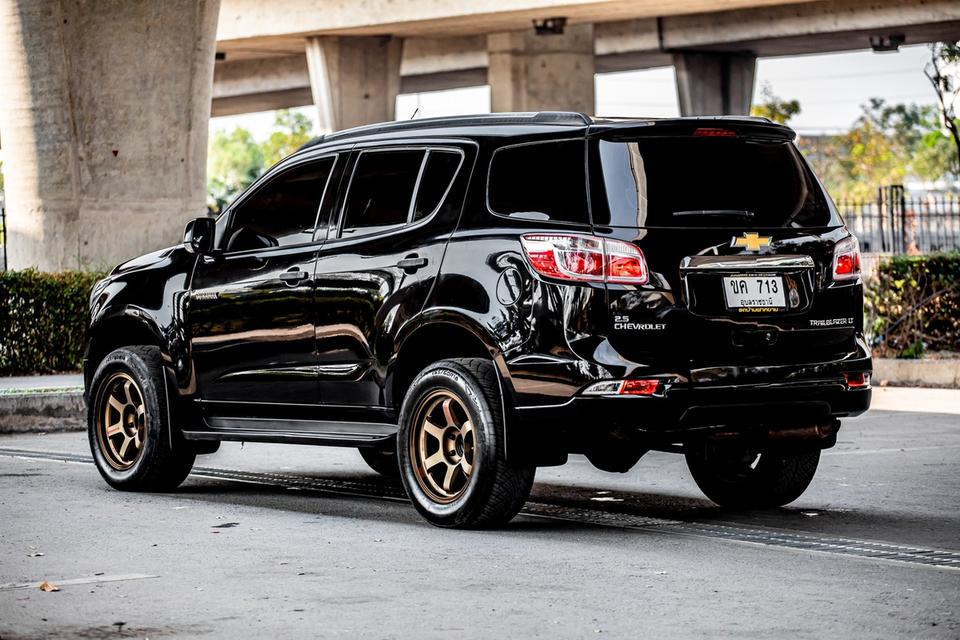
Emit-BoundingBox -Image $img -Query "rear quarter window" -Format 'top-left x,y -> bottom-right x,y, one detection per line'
593,137 -> 839,228
488,139 -> 589,226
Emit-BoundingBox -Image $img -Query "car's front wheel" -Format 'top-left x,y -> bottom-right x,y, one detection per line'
398,358 -> 534,528
685,442 -> 820,509
88,346 -> 195,491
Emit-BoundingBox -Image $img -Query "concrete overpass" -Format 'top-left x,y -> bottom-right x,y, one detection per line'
212,0 -> 960,124
0,0 -> 958,271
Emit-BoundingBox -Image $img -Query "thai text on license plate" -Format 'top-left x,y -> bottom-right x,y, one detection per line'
722,275 -> 786,310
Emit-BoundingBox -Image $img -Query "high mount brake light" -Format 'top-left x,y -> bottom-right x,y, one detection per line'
693,128 -> 737,137
520,234 -> 649,285
832,236 -> 862,281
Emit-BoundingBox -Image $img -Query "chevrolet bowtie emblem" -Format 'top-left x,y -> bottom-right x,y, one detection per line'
731,232 -> 772,252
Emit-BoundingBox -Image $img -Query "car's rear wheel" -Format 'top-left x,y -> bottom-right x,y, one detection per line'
88,346 -> 195,491
685,442 -> 820,509
358,445 -> 400,478
398,358 -> 534,528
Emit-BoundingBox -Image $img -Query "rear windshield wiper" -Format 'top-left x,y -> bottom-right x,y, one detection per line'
672,209 -> 755,218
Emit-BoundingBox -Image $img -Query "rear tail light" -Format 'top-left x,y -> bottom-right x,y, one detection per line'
844,372 -> 870,389
520,234 -> 649,285
832,236 -> 862,281
583,379 -> 663,396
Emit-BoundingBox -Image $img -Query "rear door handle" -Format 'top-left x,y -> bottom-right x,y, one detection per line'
397,255 -> 428,272
279,269 -> 309,285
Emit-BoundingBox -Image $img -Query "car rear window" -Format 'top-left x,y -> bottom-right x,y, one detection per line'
488,139 -> 589,225
593,137 -> 837,228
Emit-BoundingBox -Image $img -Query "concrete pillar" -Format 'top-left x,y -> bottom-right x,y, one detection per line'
305,36 -> 402,133
673,52 -> 756,116
0,0 -> 220,271
487,24 -> 595,115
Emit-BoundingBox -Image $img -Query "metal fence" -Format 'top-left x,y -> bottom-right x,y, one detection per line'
0,201 -> 6,272
836,185 -> 960,254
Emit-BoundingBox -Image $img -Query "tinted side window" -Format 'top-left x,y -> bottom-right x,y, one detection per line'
488,140 -> 588,225
227,158 -> 334,252
413,151 -> 462,221
342,150 -> 425,236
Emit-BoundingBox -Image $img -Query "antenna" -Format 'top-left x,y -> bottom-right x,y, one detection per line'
410,106 -> 420,120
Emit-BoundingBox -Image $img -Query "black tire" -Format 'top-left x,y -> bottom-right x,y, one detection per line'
685,442 -> 820,509
358,445 -> 400,478
87,346 -> 195,491
397,358 -> 535,528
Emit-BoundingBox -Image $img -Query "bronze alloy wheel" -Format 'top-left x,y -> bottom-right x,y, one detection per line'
95,372 -> 148,470
409,389 -> 476,503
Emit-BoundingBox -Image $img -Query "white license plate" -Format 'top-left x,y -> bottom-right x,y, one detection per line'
722,275 -> 786,310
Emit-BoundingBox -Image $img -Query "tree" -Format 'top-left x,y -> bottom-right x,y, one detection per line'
924,42 -> 960,175
804,99 -> 957,199
260,109 -> 314,168
750,82 -> 801,125
206,127 -> 264,214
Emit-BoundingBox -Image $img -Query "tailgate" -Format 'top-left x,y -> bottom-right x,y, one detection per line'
587,126 -> 863,377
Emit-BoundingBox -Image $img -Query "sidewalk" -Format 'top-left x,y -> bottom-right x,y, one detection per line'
0,374 -> 84,433
0,373 -> 83,393
869,386 -> 960,415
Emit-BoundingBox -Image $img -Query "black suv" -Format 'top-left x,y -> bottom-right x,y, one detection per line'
85,112 -> 871,528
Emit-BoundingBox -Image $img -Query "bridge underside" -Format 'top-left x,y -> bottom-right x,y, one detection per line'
1,0 -> 959,271
212,0 -> 960,120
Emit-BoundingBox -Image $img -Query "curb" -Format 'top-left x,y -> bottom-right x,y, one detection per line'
873,358 -> 960,389
0,389 -> 86,433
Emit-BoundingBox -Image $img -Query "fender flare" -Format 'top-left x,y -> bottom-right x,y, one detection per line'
391,309 -> 524,461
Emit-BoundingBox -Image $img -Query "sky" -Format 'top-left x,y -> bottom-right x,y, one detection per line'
211,44 -> 938,139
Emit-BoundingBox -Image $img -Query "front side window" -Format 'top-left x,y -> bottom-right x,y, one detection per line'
341,150 -> 426,236
226,157 -> 334,252
487,140 -> 589,225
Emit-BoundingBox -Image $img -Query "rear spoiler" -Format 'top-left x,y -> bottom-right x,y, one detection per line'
589,118 -> 796,142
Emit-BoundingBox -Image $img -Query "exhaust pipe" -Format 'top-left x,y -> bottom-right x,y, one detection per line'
767,421 -> 837,441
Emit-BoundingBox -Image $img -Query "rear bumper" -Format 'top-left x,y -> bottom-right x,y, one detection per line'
517,377 -> 870,436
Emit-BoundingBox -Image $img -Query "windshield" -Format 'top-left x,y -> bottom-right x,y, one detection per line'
592,137 -> 839,228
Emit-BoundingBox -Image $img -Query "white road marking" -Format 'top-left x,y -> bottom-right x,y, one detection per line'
825,444 -> 960,456
0,574 -> 160,591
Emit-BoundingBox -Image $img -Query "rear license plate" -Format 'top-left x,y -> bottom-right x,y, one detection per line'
722,275 -> 786,311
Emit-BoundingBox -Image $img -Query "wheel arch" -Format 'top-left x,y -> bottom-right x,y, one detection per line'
84,310 -> 168,395
389,315 -> 511,408
390,314 -> 532,466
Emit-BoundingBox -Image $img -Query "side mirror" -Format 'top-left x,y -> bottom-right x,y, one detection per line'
183,217 -> 215,254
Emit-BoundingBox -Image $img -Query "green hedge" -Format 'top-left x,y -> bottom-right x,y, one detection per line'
865,252 -> 960,358
1,256 -> 957,374
0,269 -> 105,375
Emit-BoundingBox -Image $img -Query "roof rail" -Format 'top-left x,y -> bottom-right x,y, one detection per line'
296,111 -> 591,152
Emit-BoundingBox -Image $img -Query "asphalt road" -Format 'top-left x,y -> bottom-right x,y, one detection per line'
1,393 -> 958,639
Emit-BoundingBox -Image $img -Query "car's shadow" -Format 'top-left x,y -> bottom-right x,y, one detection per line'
157,467 -> 959,548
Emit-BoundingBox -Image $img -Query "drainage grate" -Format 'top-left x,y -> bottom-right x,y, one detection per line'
2,447 -> 958,571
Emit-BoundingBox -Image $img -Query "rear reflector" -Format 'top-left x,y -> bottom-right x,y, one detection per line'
844,372 -> 870,389
621,379 -> 661,395
520,234 -> 649,285
582,379 -> 662,396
